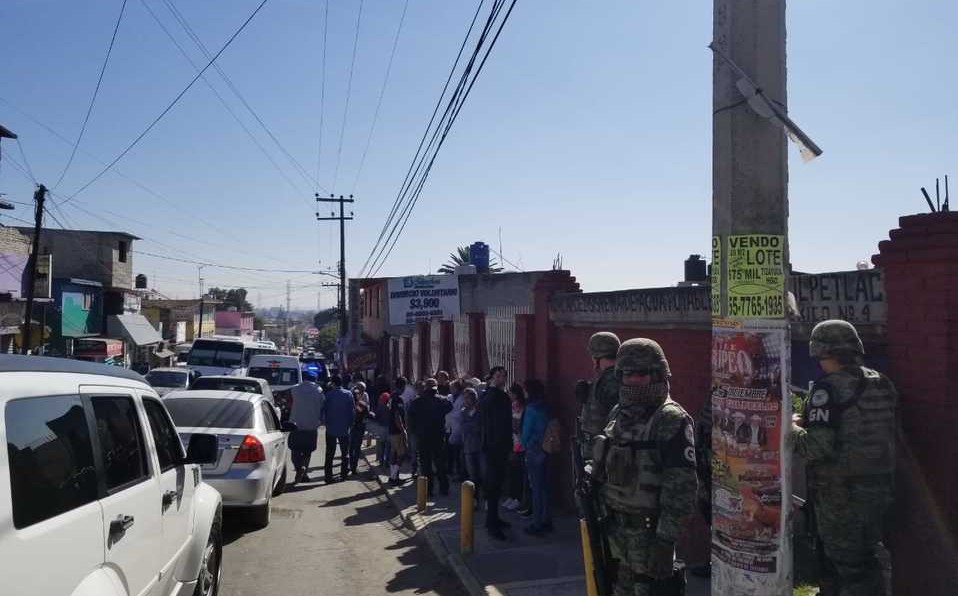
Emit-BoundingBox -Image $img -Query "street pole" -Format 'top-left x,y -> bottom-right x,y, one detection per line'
21,184 -> 46,355
316,194 -> 354,359
284,279 -> 291,353
711,1 -> 792,595
197,265 -> 205,340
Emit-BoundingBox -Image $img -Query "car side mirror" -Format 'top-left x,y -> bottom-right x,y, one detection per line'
281,421 -> 298,433
185,433 -> 218,465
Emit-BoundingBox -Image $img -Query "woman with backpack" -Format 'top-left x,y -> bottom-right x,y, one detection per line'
521,378 -> 554,535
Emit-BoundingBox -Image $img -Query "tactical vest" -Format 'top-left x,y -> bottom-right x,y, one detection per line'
819,367 -> 897,479
582,366 -> 617,436
598,398 -> 679,514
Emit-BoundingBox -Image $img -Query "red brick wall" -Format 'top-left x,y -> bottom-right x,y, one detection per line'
874,212 -> 958,596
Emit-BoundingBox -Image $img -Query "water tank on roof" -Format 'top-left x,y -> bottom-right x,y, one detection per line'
470,242 -> 490,274
684,255 -> 707,283
135,274 -> 148,289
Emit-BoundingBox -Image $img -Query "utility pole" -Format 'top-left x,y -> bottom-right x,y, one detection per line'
197,265 -> 205,340
284,279 -> 291,353
709,1 -> 820,594
21,184 -> 46,355
316,193 -> 354,345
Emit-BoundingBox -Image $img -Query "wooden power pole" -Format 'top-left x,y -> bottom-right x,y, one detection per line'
21,184 -> 46,355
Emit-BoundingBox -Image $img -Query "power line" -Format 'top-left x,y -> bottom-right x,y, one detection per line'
132,249 -> 326,274
139,0 -> 312,207
357,0 -> 487,278
331,0 -> 365,190
59,0 -> 272,205
160,0 -> 327,196
51,0 -> 129,190
350,0 -> 410,195
15,139 -> 37,183
316,0 -> 329,191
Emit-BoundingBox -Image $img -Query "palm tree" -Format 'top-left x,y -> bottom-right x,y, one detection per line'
437,245 -> 503,274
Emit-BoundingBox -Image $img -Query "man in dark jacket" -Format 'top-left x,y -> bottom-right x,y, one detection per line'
322,375 -> 355,484
407,378 -> 453,496
479,366 -> 513,540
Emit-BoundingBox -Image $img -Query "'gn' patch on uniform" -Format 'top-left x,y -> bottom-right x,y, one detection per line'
684,446 -> 696,463
810,389 -> 829,407
808,408 -> 830,423
684,423 -> 695,445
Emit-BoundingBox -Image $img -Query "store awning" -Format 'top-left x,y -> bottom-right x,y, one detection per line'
107,314 -> 162,346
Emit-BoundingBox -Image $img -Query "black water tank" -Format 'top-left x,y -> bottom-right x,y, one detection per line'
684,255 -> 707,282
135,274 -> 148,289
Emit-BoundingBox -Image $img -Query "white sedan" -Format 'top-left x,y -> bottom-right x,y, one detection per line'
163,390 -> 294,528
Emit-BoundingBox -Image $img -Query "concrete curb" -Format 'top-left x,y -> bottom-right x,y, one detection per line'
363,455 -> 488,596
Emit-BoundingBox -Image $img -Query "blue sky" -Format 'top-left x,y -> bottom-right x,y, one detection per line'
1,0 -> 955,308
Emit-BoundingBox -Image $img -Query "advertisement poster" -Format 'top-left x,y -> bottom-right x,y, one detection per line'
711,236 -> 722,317
711,322 -> 791,594
727,234 -> 785,318
388,275 -> 460,326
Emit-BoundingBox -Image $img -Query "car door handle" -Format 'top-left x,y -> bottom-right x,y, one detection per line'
162,490 -> 178,509
109,514 -> 135,537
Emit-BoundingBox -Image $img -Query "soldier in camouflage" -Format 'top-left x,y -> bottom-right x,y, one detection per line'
578,332 -> 622,460
791,320 -> 896,596
594,338 -> 697,596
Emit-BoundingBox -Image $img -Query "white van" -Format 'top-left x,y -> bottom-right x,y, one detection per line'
246,355 -> 303,421
0,355 -> 223,596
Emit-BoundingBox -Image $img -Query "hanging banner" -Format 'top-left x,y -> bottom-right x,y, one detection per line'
711,321 -> 791,594
727,234 -> 785,318
388,275 -> 460,326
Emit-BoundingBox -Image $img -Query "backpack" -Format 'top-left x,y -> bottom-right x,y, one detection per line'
542,418 -> 562,454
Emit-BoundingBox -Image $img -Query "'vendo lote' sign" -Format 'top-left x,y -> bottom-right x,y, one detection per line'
388,275 -> 461,326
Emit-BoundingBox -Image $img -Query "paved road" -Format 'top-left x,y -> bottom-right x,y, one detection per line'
219,432 -> 466,596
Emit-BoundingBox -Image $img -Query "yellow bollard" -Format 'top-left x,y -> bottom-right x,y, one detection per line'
580,519 -> 600,596
460,481 -> 475,554
417,476 -> 429,512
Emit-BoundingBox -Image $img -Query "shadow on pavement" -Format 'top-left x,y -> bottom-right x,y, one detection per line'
221,509 -> 256,546
385,535 -> 466,595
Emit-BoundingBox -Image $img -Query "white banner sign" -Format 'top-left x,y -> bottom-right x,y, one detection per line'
388,275 -> 460,326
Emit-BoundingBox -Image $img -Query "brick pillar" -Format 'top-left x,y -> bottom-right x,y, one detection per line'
530,271 -> 581,388
873,211 -> 958,596
417,321 -> 431,380
514,313 -> 536,385
402,336 -> 412,380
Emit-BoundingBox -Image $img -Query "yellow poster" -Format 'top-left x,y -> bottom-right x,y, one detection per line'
726,234 -> 785,318
711,236 -> 722,317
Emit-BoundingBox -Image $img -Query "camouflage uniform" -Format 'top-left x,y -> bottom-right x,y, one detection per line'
581,332 -> 622,458
791,320 -> 896,596
596,339 -> 697,596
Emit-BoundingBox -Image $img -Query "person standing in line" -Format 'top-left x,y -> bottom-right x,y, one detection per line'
521,378 -> 553,535
504,383 -> 530,513
445,379 -> 465,481
791,320 -> 896,596
480,366 -> 513,540
386,386 -> 409,486
407,378 -> 453,496
349,384 -> 370,474
287,370 -> 325,484
460,387 -> 483,508
322,375 -> 355,484
436,370 -> 452,397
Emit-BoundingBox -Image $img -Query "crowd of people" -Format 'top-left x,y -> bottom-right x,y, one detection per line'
282,365 -> 555,541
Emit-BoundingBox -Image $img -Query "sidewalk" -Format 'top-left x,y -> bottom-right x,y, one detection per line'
363,447 -> 708,596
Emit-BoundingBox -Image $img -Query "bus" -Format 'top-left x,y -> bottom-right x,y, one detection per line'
186,336 -> 278,376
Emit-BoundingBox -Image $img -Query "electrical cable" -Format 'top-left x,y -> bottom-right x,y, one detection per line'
51,0 -> 129,190
131,250 -> 323,274
350,0 -> 409,195
316,0 -> 329,190
15,139 -> 38,183
331,0 -> 365,190
59,0 -> 272,205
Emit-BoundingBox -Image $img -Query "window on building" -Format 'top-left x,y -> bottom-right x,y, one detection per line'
5,395 -> 99,528
118,240 -> 128,263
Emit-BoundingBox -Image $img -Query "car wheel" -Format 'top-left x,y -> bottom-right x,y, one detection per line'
249,495 -> 271,529
273,465 -> 287,496
194,515 -> 222,596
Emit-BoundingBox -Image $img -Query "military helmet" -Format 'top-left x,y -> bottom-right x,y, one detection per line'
615,338 -> 671,378
588,332 -> 621,360
809,319 -> 864,359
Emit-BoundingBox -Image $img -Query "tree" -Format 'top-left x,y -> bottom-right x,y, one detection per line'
313,307 -> 338,330
313,322 -> 339,356
437,245 -> 502,274
208,287 -> 254,312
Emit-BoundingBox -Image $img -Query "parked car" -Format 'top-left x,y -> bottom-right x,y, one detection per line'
145,366 -> 198,396
0,355 -> 223,596
246,355 -> 303,420
188,375 -> 275,405
163,390 -> 294,528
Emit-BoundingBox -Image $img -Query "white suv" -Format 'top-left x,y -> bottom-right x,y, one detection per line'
0,355 -> 224,596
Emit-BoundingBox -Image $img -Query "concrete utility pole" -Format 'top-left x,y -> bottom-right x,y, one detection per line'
284,279 -> 291,352
197,265 -> 205,340
709,0 -> 816,594
315,193 -> 354,343
21,184 -> 46,354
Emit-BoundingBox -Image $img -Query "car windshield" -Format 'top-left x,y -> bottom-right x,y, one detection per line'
243,348 -> 277,366
187,341 -> 244,367
145,370 -> 188,388
190,378 -> 263,394
165,398 -> 254,429
248,366 -> 298,387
